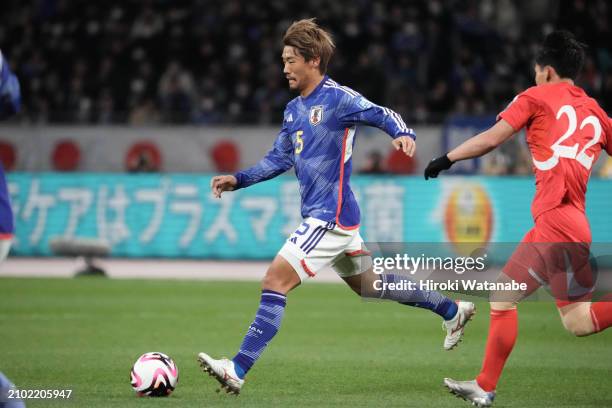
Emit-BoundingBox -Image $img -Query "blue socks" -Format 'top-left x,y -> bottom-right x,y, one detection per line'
232,290 -> 286,379
231,277 -> 457,379
380,274 -> 458,320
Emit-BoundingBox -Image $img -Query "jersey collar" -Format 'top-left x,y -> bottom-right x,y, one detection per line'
300,75 -> 328,102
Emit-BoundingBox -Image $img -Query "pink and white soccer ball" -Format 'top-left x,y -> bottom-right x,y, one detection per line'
130,352 -> 179,397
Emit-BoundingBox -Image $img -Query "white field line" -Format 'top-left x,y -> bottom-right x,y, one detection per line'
0,257 -> 344,283
3,258 -> 611,296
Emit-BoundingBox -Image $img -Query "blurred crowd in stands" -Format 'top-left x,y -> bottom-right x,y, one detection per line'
0,0 -> 610,176
0,0 -> 609,126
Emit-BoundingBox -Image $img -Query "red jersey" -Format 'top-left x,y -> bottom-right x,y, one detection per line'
498,82 -> 612,220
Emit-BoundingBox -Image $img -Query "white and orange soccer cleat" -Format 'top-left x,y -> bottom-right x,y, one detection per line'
443,301 -> 476,350
444,378 -> 496,407
197,352 -> 244,395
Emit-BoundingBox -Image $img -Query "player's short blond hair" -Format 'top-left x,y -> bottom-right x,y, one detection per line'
283,18 -> 335,74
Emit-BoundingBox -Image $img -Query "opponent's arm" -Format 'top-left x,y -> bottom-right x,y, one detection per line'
605,116 -> 612,156
211,127 -> 294,198
424,119 -> 516,179
0,50 -> 21,120
337,92 -> 416,157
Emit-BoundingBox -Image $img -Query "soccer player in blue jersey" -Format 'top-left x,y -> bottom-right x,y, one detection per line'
199,19 -> 475,394
0,50 -> 20,261
0,50 -> 25,408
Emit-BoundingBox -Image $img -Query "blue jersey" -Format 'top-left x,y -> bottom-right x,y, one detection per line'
0,50 -> 21,235
0,51 -> 20,120
234,76 -> 415,229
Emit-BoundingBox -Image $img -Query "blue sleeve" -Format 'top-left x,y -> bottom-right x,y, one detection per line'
337,91 -> 415,140
0,51 -> 21,120
233,121 -> 294,189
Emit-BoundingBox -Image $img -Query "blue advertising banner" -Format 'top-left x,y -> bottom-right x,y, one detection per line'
6,173 -> 612,258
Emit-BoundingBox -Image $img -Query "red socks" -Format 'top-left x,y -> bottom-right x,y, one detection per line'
590,296 -> 612,333
476,308 -> 518,392
474,300 -> 611,392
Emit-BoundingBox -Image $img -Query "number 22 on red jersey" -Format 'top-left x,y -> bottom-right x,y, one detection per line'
498,83 -> 612,173
534,104 -> 601,170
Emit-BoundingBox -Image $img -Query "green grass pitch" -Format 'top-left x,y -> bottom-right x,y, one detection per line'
1,277 -> 610,407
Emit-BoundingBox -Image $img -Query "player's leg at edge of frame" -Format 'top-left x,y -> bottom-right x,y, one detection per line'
444,279 -> 612,407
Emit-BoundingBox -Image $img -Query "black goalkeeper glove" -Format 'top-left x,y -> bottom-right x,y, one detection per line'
424,154 -> 453,180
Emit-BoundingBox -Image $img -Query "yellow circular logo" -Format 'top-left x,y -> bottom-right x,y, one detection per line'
444,184 -> 493,254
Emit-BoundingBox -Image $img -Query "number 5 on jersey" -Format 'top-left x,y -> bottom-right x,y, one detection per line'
534,105 -> 602,171
295,130 -> 304,154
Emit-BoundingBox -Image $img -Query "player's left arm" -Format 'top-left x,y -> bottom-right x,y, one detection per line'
424,119 -> 516,179
0,50 -> 21,120
337,92 -> 416,157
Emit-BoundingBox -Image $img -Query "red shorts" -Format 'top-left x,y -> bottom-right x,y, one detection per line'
503,204 -> 594,308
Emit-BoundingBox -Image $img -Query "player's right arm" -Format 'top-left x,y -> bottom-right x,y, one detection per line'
424,93 -> 533,179
424,119 -> 516,179
446,119 -> 516,162
210,121 -> 294,198
604,116 -> 612,156
0,50 -> 21,120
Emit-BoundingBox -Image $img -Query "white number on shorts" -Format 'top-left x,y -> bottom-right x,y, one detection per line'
533,105 -> 602,171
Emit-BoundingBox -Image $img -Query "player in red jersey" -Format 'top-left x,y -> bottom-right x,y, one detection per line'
424,31 -> 612,407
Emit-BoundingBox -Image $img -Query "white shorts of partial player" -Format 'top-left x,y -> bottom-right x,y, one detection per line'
279,217 -> 373,282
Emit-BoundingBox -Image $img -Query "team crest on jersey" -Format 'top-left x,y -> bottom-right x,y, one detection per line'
309,105 -> 323,125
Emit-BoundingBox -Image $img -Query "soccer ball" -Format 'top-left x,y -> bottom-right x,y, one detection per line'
130,352 -> 179,397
